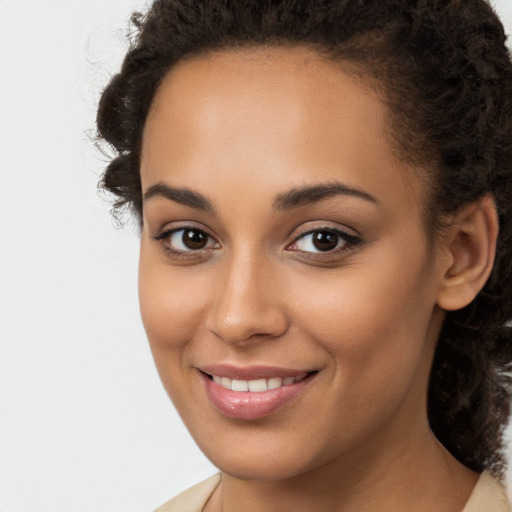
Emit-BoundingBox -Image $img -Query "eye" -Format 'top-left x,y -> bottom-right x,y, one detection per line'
288,228 -> 360,254
153,227 -> 219,255
170,228 -> 212,251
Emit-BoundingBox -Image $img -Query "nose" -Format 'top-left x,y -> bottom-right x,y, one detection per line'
205,251 -> 289,346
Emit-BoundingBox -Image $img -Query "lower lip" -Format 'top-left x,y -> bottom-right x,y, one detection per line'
200,372 -> 315,421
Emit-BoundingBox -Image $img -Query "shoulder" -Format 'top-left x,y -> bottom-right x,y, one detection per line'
462,471 -> 511,512
154,474 -> 221,512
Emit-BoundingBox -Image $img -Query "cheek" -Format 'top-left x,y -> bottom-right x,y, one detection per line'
138,245 -> 208,361
282,260 -> 438,450
290,244 -> 437,387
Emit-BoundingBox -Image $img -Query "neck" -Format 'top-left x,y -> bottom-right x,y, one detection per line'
206,418 -> 478,512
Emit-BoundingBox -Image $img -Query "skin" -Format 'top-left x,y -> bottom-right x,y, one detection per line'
138,46 -> 494,511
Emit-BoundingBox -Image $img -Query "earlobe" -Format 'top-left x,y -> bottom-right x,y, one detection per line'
436,195 -> 499,311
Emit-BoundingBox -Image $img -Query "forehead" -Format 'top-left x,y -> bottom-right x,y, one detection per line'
141,45 -> 423,212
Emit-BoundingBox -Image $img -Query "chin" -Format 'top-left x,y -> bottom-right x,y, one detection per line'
193,430 -> 324,482
209,455 -> 312,482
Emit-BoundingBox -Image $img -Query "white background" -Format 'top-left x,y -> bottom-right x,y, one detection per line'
1,1 -> 511,511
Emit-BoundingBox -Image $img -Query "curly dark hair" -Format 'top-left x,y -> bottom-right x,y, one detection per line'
96,0 -> 512,475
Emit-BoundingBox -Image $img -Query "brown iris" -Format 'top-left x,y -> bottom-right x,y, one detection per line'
312,230 -> 339,251
183,229 -> 208,250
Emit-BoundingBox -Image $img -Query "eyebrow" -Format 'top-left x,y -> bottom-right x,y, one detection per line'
143,183 -> 215,212
273,182 -> 378,210
143,180 -> 378,213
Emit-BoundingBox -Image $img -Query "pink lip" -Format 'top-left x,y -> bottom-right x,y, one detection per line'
198,366 -> 317,421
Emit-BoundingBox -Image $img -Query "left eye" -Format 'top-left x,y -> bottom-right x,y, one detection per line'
166,228 -> 217,252
290,229 -> 352,253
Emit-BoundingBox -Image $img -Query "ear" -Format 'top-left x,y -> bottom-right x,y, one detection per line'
436,195 -> 499,311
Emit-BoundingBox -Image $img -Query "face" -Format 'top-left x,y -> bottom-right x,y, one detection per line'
139,46 -> 447,481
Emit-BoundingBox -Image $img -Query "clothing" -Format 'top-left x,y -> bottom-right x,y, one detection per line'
154,474 -> 221,512
154,471 -> 511,512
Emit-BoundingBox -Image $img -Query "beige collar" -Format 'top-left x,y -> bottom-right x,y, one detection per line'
155,471 -> 510,512
462,471 -> 510,512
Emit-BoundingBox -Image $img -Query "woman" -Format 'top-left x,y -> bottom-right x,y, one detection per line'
96,0 -> 512,510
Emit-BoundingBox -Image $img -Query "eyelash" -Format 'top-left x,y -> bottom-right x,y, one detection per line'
286,227 -> 362,260
152,226 -> 219,260
152,225 -> 362,261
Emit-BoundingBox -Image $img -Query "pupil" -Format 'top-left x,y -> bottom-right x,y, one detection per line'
183,229 -> 207,249
312,231 -> 338,251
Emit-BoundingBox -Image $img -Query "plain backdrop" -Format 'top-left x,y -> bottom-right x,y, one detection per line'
1,1 -> 512,511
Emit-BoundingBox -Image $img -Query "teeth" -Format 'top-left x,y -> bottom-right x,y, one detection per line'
248,379 -> 268,392
211,373 -> 308,392
232,379 -> 248,392
268,377 -> 282,389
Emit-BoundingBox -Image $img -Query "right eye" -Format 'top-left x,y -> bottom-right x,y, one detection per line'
153,227 -> 219,256
169,228 -> 214,251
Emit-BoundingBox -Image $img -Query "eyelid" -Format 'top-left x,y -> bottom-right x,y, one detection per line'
286,224 -> 363,257
151,220 -> 217,241
150,220 -> 362,261
151,222 -> 220,260
289,228 -> 360,247
288,221 -> 360,243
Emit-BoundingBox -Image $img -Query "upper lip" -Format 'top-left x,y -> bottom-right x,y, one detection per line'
198,364 -> 316,380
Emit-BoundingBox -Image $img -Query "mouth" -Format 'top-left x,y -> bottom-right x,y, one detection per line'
206,372 -> 309,392
198,365 -> 318,421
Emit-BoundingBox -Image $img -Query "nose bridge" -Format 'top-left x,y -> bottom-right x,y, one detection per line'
207,247 -> 287,344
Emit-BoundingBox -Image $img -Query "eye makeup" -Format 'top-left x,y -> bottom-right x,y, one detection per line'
151,220 -> 363,264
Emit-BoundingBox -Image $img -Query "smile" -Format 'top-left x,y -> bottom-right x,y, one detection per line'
211,373 -> 309,392
199,366 -> 317,421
